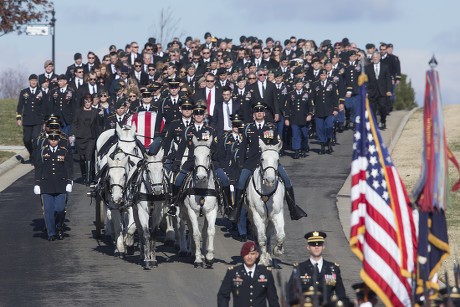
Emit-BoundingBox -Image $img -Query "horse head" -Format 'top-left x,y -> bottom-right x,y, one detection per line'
258,139 -> 282,187
107,155 -> 128,204
146,148 -> 165,195
116,124 -> 138,154
192,136 -> 212,182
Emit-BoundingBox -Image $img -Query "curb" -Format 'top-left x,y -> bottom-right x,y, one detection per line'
0,149 -> 29,177
336,107 -> 420,242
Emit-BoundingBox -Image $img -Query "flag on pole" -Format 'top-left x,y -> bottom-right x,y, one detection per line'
412,57 -> 460,292
350,73 -> 417,306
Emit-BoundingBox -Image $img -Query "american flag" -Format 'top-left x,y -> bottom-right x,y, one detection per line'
350,75 -> 417,306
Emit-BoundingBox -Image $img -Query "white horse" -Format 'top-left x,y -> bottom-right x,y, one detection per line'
106,155 -> 130,257
131,149 -> 168,269
246,139 -> 285,267
180,136 -> 218,268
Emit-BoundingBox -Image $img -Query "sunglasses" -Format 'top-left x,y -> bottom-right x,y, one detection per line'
248,77 -> 256,80
146,48 -> 153,51
100,94 -> 108,97
258,74 -> 266,76
202,52 -> 210,54
134,64 -> 142,67
88,57 -> 95,59
132,46 -> 139,48
148,68 -> 155,71
206,80 -> 215,82
129,95 -> 137,98
76,71 -> 83,73
89,78 -> 97,81
263,51 -> 270,54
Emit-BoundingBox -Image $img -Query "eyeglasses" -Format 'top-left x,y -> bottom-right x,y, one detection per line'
89,78 -> 97,81
202,52 -> 210,54
148,68 -> 155,71
258,74 -> 266,76
100,94 -> 108,97
206,79 -> 215,82
129,95 -> 137,98
248,77 -> 256,80
134,64 -> 142,67
263,51 -> 270,54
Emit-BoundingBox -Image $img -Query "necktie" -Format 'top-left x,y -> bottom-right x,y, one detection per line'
239,90 -> 243,96
31,89 -> 35,94
79,79 -> 82,86
322,81 -> 326,87
258,123 -> 262,130
375,65 -> 379,78
297,91 -> 301,95
262,83 -> 266,98
248,271 -> 252,278
172,98 -> 176,105
185,120 -> 189,126
92,85 -> 96,94
61,89 -> 64,93
315,263 -> 320,275
225,102 -> 231,123
206,90 -> 211,111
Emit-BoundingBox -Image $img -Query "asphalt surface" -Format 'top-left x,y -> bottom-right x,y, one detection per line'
0,112 -> 408,306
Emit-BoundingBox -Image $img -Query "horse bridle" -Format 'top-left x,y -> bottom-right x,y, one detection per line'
143,159 -> 167,192
193,144 -> 212,175
259,148 -> 280,179
107,165 -> 128,194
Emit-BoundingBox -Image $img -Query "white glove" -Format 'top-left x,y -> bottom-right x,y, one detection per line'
34,185 -> 41,195
66,184 -> 72,193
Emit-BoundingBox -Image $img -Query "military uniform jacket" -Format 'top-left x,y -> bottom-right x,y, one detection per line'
35,144 -> 73,194
298,259 -> 346,300
232,88 -> 253,124
47,87 -> 77,125
310,80 -> 339,118
285,89 -> 314,125
381,53 -> 401,81
104,113 -> 130,130
217,131 -> 243,182
162,118 -> 193,161
239,121 -> 280,172
273,83 -> 289,116
344,62 -> 361,96
160,96 -> 182,130
17,88 -> 45,125
217,264 -> 280,307
176,124 -> 219,168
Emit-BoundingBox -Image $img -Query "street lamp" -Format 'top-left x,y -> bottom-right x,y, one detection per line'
50,9 -> 56,67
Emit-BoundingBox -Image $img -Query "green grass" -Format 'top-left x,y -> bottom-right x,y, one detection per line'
0,151 -> 15,164
0,99 -> 23,145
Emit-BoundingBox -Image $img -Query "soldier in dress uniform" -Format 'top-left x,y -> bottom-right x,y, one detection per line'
33,132 -> 73,241
217,241 -> 280,307
46,74 -> 77,136
166,102 -> 231,216
39,59 -> 58,90
17,74 -> 45,162
273,70 -> 289,155
284,78 -> 314,159
343,51 -> 361,129
228,102 -> 307,228
104,99 -> 130,130
160,77 -> 183,131
297,231 -> 346,300
310,69 -> 339,155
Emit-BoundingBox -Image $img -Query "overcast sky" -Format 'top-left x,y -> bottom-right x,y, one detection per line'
1,0 -> 459,105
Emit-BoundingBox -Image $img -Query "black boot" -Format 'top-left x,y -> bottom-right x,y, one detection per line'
222,186 -> 232,215
79,159 -> 87,184
285,187 -> 307,220
327,139 -> 333,154
167,185 -> 180,216
227,189 -> 244,223
319,143 -> 326,155
294,150 -> 300,159
85,161 -> 92,186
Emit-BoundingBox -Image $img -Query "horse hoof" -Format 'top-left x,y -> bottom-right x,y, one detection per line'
205,258 -> 214,268
143,263 -> 151,270
150,260 -> 158,268
126,246 -> 135,255
194,262 -> 204,268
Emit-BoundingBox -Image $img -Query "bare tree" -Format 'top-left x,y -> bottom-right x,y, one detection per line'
150,6 -> 185,47
0,0 -> 54,37
0,68 -> 28,99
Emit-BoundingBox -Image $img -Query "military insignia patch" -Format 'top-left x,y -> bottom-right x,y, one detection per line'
202,132 -> 210,140
264,130 -> 274,139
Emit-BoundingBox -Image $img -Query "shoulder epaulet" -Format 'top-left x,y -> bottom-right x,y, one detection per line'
335,262 -> 340,267
293,262 -> 299,268
227,266 -> 234,270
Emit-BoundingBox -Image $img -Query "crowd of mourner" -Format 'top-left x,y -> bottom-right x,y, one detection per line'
14,32 -> 428,306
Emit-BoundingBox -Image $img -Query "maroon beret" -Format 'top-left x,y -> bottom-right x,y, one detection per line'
240,241 -> 257,258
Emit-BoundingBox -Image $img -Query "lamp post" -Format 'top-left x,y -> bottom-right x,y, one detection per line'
50,9 -> 56,66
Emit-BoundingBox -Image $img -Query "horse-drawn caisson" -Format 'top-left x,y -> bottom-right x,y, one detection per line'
88,99 -> 306,269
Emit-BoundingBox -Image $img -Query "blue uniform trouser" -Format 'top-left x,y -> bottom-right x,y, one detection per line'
315,115 -> 335,143
42,193 -> 67,237
344,95 -> 360,124
337,109 -> 345,124
175,166 -> 229,188
291,123 -> 309,151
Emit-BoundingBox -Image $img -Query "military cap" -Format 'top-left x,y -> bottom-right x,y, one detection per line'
47,114 -> 60,122
304,231 -> 327,245
319,69 -> 327,75
240,241 -> 258,258
150,82 -> 162,91
293,67 -> 303,75
365,43 -> 375,49
48,121 -> 61,130
29,74 -> 38,80
74,52 -> 82,60
168,61 -> 177,68
167,77 -> 181,88
193,102 -> 207,115
244,62 -> 253,68
185,36 -> 193,43
294,77 -> 304,84
209,57 -> 218,63
109,44 -> 116,51
324,59 -> 332,65
180,99 -> 194,110
352,282 -> 377,300
274,70 -> 283,78
47,132 -> 61,140
334,42 -> 342,48
289,60 -> 298,68
216,68 -> 227,76
231,113 -> 244,127
119,66 -> 129,74
57,74 -> 67,81
44,59 -> 53,68
259,63 -> 269,70
204,32 -> 212,39
113,82 -> 124,91
252,101 -> 266,112
348,50 -> 357,57
439,286 -> 460,298
114,99 -> 126,109
223,56 -> 232,62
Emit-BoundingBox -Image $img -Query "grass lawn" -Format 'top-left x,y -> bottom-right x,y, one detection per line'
0,151 -> 15,164
0,99 -> 23,146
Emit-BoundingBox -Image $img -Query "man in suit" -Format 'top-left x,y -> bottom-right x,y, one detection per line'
33,132 -> 73,241
212,86 -> 241,138
297,231 -> 346,300
247,69 -> 279,123
261,48 -> 278,70
68,66 -> 85,92
17,74 -> 45,161
365,52 -> 392,129
193,73 -> 222,123
65,52 -> 84,82
128,41 -> 142,66
131,58 -> 149,87
217,241 -> 280,307
84,51 -> 98,74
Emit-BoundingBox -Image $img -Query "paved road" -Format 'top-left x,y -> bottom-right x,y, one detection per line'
0,126 -> 367,306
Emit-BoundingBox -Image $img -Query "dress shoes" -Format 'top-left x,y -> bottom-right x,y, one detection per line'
48,235 -> 56,241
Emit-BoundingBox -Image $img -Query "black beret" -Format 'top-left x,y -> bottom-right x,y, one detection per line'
204,32 -> 212,39
114,99 -> 126,109
57,74 -> 67,81
74,52 -> 82,60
